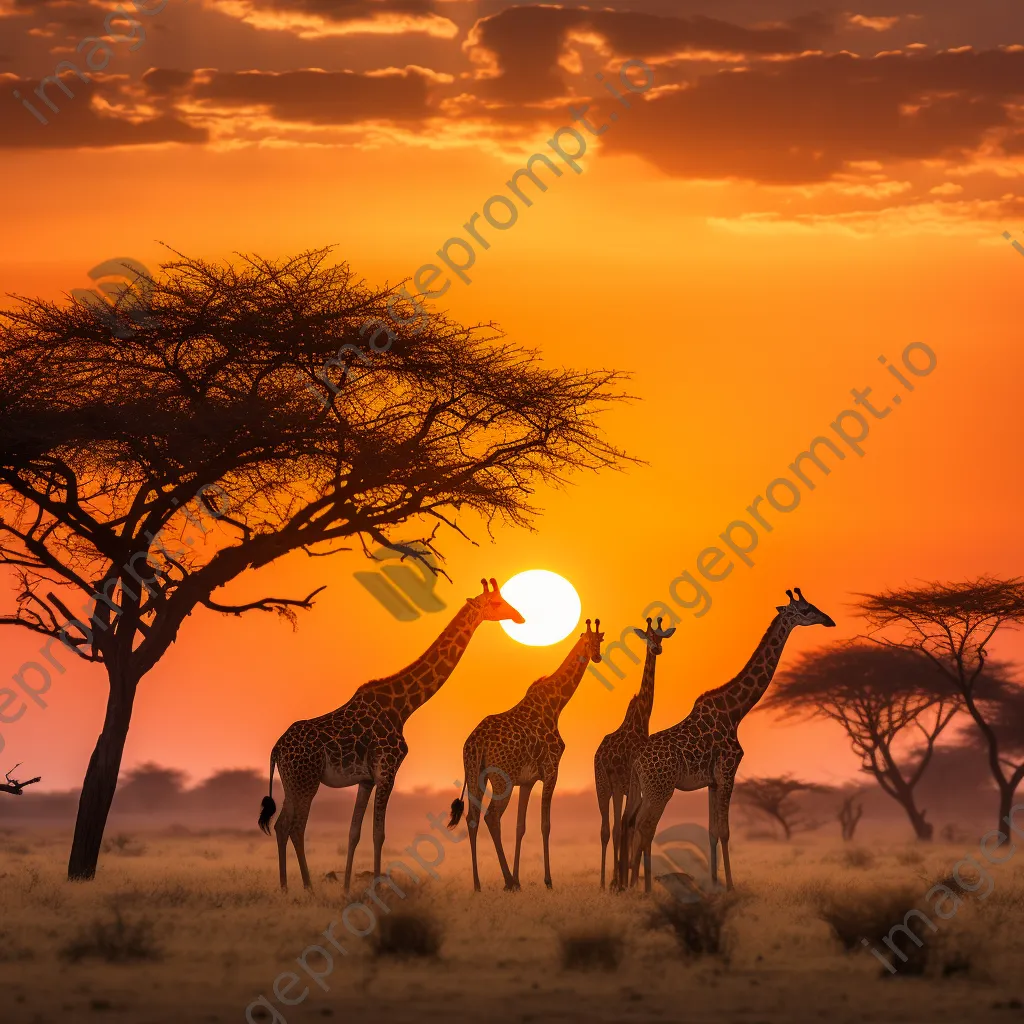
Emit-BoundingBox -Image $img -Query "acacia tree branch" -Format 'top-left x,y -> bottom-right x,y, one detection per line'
200,585 -> 327,618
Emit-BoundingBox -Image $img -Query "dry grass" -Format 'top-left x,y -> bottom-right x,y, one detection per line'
0,828 -> 1022,1023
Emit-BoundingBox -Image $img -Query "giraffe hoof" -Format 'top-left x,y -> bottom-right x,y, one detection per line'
545,880 -> 553,890
503,882 -> 521,892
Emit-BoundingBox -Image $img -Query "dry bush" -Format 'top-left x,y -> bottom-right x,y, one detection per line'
374,911 -> 442,959
816,887 -> 930,974
560,931 -> 624,971
58,908 -> 163,964
895,847 -> 925,867
840,847 -> 876,870
101,833 -> 147,857
647,893 -> 734,958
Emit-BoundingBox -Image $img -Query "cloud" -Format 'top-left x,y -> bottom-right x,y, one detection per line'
601,48 -> 1024,185
0,72 -> 207,149
188,66 -> 436,124
847,14 -> 900,32
464,6 -> 832,102
206,0 -> 459,39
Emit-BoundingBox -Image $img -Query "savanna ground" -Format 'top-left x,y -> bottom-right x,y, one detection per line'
2,822 -> 1023,1024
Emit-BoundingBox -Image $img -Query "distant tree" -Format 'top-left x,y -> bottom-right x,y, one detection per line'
0,248 -> 631,880
836,789 -> 865,841
859,577 -> 1024,834
114,763 -> 187,812
763,642 -> 970,840
0,764 -> 41,795
187,768 -> 263,810
735,775 -> 824,839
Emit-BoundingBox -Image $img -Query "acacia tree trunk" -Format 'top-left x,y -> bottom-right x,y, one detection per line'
67,667 -> 140,880
884,775 -> 933,840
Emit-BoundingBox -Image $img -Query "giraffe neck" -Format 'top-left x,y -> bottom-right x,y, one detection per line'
725,613 -> 793,723
528,634 -> 591,717
370,600 -> 482,721
623,645 -> 657,732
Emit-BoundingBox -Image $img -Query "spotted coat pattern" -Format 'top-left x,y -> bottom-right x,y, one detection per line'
266,580 -> 522,890
619,590 -> 836,892
459,621 -> 604,891
594,618 -> 675,888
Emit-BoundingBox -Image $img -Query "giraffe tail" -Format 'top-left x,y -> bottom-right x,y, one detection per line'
448,778 -> 467,830
258,752 -> 277,836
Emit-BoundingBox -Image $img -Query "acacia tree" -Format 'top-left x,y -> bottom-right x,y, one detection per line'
836,787 -> 865,841
734,775 -> 824,839
763,643 -> 970,840
859,578 -> 1024,835
0,248 -> 631,880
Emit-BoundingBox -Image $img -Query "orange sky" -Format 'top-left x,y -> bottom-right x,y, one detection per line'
1,0 -> 1023,795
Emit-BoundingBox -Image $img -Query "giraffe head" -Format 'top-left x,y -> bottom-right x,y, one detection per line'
470,577 -> 525,623
776,587 -> 836,628
582,617 -> 605,662
632,616 -> 676,655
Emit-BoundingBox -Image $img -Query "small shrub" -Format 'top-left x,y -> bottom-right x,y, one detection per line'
101,834 -> 147,857
895,847 -> 925,867
374,912 -> 441,959
560,931 -> 624,971
59,909 -> 162,964
817,888 -> 929,975
940,823 -> 971,844
648,893 -> 731,958
841,847 -> 876,870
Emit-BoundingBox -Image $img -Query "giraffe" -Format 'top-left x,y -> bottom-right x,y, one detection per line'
619,588 -> 835,892
448,618 -> 605,891
594,616 -> 675,889
258,577 -> 524,891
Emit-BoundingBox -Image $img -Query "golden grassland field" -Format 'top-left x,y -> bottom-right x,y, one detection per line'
2,826 -> 1024,1024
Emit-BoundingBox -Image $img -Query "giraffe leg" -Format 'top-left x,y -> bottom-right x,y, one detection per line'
371,775 -> 396,881
707,782 -> 720,886
540,771 -> 558,889
595,764 -> 611,890
630,791 -> 670,891
713,777 -> 736,890
463,750 -> 486,892
287,787 -> 318,891
343,781 -> 373,893
609,788 -> 624,891
511,781 -> 534,890
273,795 -> 294,890
467,793 -> 483,892
483,781 -> 515,890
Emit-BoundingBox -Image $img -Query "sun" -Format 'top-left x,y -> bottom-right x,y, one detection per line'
499,569 -> 582,647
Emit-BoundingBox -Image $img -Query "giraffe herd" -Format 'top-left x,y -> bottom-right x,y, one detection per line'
258,577 -> 835,896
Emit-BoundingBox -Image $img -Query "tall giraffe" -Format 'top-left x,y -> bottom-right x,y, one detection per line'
619,588 -> 835,892
258,578 -> 524,891
448,618 -> 605,891
594,616 -> 675,889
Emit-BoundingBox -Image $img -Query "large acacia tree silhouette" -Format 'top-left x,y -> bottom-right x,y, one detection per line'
0,248 -> 631,880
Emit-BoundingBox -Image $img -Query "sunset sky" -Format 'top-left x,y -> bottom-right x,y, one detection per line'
1,0 -> 1023,799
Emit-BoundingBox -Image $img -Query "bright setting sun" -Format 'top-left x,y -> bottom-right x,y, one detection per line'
499,569 -> 582,646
